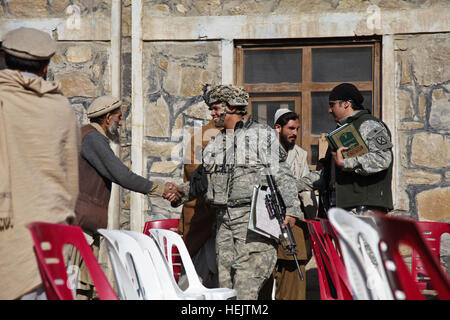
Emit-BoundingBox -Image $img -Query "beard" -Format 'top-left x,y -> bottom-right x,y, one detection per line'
106,121 -> 120,144
280,133 -> 295,151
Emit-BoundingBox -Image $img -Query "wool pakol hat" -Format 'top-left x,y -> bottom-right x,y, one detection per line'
329,83 -> 364,108
87,96 -> 122,119
1,27 -> 56,61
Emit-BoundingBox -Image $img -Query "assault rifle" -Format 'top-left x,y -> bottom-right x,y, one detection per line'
264,167 -> 304,281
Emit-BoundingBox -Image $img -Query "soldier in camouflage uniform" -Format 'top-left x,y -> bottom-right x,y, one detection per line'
173,84 -> 302,300
296,83 -> 393,216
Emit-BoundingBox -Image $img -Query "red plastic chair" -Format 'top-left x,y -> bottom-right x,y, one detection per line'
27,222 -> 118,300
319,218 -> 353,298
411,220 -> 450,292
143,219 -> 182,280
305,219 -> 353,300
370,214 -> 450,300
305,219 -> 333,300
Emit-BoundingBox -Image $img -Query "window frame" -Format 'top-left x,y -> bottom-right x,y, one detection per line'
249,95 -> 302,146
235,38 -> 381,169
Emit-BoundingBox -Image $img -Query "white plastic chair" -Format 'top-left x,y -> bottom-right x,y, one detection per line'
328,208 -> 394,300
98,229 -> 162,300
150,228 -> 237,300
100,229 -> 205,300
121,230 -> 205,300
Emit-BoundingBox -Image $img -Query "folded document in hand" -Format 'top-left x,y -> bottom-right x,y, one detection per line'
248,185 -> 281,239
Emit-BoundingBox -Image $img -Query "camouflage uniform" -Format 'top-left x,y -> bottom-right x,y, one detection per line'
340,114 -> 392,175
176,85 -> 302,300
297,109 -> 393,214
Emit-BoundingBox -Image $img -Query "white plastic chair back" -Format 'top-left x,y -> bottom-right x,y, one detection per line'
328,208 -> 394,300
97,229 -> 143,300
122,230 -> 205,300
98,229 -> 164,300
150,229 -> 237,300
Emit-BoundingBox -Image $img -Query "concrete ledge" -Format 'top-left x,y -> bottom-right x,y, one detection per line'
143,7 -> 450,40
1,7 -> 448,41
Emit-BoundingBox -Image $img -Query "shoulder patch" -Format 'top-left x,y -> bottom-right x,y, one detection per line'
376,135 -> 387,145
369,127 -> 393,150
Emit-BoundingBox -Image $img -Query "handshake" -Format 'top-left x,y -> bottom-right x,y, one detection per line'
162,182 -> 184,202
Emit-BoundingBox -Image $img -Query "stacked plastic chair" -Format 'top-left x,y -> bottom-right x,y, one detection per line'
149,228 -> 237,300
143,219 -> 182,280
411,221 -> 450,292
368,214 -> 450,300
328,208 -> 450,300
327,209 -> 394,300
97,229 -> 150,300
27,222 -> 118,300
305,218 -> 353,300
318,218 -> 353,298
98,229 -> 204,300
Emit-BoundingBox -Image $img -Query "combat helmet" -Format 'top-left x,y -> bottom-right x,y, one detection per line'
202,84 -> 249,127
203,84 -> 248,113
207,84 -> 248,108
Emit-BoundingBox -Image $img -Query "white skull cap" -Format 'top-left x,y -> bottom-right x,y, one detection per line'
274,108 -> 292,125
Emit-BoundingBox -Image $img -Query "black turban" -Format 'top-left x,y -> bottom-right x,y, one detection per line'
329,83 -> 364,109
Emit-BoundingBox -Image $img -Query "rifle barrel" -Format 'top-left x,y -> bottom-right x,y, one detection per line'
292,251 -> 304,281
264,168 -> 304,281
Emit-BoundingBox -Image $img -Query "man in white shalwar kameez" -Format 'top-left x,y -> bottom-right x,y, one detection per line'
260,109 -> 317,300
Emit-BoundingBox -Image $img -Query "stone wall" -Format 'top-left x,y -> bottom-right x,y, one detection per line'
0,0 -> 110,18
142,0 -> 450,16
137,40 -> 221,226
47,41 -> 112,125
0,0 -> 115,122
395,33 -> 450,222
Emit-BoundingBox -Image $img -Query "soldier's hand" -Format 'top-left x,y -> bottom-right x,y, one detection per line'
283,215 -> 296,229
164,192 -> 180,202
331,146 -> 348,168
164,182 -> 182,195
163,182 -> 184,201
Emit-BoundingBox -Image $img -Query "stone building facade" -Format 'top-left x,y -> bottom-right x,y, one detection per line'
395,33 -> 449,221
1,0 -> 449,231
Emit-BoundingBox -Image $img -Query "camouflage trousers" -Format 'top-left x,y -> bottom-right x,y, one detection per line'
216,205 -> 277,300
